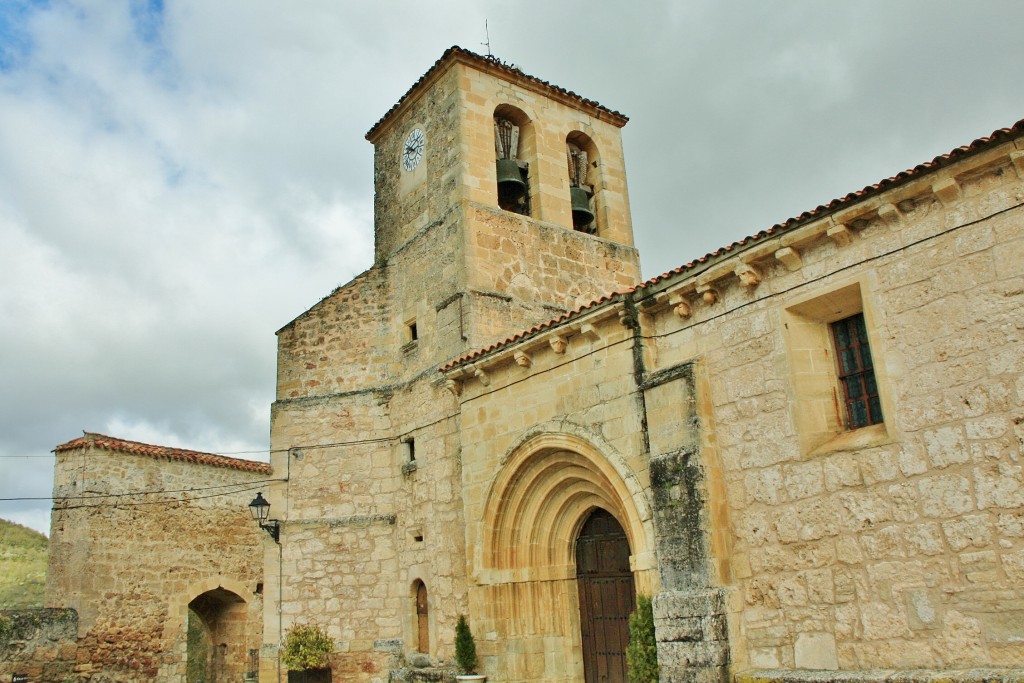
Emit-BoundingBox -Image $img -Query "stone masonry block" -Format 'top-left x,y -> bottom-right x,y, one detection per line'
654,589 -> 727,621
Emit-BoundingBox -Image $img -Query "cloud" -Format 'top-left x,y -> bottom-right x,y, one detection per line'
2,1 -> 1024,534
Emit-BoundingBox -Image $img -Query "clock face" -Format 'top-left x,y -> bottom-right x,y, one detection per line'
402,128 -> 425,172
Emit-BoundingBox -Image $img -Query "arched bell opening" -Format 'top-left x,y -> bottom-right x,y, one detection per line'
186,587 -> 248,683
494,104 -> 534,216
566,131 -> 602,234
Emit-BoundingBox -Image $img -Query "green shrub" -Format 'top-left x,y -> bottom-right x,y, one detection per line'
626,594 -> 659,683
453,614 -> 478,674
281,624 -> 333,671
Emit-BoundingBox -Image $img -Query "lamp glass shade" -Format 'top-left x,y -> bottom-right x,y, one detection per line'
249,492 -> 270,522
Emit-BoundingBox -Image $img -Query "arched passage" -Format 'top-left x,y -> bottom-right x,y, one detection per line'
186,587 -> 248,683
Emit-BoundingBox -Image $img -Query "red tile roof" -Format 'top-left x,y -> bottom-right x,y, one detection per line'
442,117 -> 1024,372
366,46 -> 628,142
54,432 -> 273,474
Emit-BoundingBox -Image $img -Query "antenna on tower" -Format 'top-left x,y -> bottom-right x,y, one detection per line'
482,19 -> 493,58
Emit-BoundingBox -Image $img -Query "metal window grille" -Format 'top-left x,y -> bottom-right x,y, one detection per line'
831,313 -> 883,429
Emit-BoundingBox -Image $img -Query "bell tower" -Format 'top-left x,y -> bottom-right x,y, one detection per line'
268,47 -> 644,680
365,47 -> 642,365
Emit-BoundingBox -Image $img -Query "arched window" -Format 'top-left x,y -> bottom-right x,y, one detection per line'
494,105 -> 533,216
566,132 -> 601,234
413,580 -> 429,653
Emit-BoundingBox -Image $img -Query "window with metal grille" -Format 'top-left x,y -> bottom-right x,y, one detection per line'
831,313 -> 883,429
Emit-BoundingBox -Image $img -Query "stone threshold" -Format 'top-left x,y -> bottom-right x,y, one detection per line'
737,669 -> 1024,683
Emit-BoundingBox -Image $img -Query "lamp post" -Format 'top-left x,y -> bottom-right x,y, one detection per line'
248,492 -> 280,543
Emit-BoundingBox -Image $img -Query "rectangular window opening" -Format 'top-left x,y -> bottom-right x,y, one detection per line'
831,312 -> 883,430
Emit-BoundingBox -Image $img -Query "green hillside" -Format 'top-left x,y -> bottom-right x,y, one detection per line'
0,519 -> 48,609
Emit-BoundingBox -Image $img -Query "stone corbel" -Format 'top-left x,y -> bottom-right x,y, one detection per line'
1012,151 -> 1024,179
774,246 -> 802,271
735,262 -> 761,288
668,293 -> 691,319
444,379 -> 462,397
549,335 -> 568,354
617,309 -> 637,329
579,323 -> 600,340
932,177 -> 962,206
827,224 -> 852,247
696,284 -> 718,305
877,202 -> 901,226
473,368 -> 490,386
514,351 -> 532,368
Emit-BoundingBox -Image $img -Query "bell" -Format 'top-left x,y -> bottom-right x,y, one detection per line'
570,186 -> 595,230
496,158 -> 526,203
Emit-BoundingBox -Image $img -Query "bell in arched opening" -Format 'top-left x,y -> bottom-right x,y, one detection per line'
567,143 -> 595,232
497,157 -> 527,207
495,117 -> 528,212
570,186 -> 595,232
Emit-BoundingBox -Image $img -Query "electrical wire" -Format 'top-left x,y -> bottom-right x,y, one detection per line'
54,483 -> 271,511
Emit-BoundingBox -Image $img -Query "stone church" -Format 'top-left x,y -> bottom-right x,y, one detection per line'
17,46 -> 1024,683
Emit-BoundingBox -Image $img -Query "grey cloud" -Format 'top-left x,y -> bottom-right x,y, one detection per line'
2,0 -> 1022,534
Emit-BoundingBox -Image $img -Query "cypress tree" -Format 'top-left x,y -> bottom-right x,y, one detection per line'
454,614 -> 478,675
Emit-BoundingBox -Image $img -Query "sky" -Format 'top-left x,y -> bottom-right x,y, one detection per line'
2,0 -> 1023,535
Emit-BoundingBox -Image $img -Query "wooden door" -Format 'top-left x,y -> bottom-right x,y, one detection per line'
416,582 -> 429,653
576,509 -> 635,683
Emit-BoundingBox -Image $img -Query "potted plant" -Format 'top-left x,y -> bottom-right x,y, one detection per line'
626,594 -> 659,683
454,614 -> 485,681
281,623 -> 333,682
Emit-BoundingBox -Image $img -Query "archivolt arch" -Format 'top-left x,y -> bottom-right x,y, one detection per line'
482,429 -> 652,573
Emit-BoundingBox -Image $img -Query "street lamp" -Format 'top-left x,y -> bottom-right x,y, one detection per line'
248,492 -> 280,543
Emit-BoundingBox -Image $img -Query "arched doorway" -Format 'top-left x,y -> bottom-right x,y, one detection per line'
414,580 -> 429,653
186,587 -> 248,682
476,432 -> 655,681
576,509 -> 635,683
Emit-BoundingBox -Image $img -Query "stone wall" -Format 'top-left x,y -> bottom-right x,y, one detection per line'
277,268 -> 395,399
640,141 -> 1024,670
47,435 -> 269,682
0,609 -> 78,682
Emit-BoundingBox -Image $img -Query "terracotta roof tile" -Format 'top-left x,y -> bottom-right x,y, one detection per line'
441,117 -> 1024,372
366,46 -> 627,141
440,290 -> 629,371
54,433 -> 273,475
